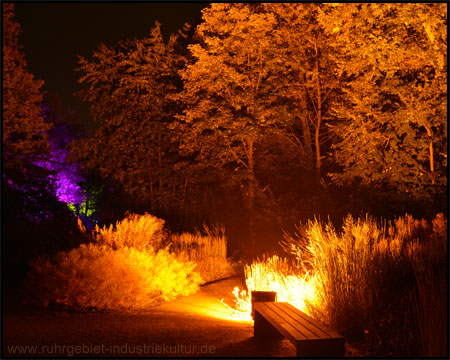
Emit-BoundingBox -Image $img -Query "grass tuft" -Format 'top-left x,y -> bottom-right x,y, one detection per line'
170,224 -> 236,283
242,213 -> 447,357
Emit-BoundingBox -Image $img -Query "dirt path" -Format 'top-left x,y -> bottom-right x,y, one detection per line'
3,277 -> 297,357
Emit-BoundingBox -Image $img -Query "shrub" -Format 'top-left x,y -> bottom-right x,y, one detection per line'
26,213 -> 203,311
26,214 -> 239,312
96,212 -> 168,252
26,243 -> 201,311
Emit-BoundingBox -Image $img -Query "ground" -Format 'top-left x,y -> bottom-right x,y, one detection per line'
3,276 -> 360,357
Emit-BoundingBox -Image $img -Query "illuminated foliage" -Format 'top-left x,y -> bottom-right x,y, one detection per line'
242,255 -> 319,316
177,3 -> 296,248
2,4 -> 59,221
2,3 -> 50,163
37,97 -> 102,226
282,213 -> 447,356
317,3 -> 447,200
25,213 -> 222,311
96,212 -> 168,252
170,225 -> 236,283
73,22 -> 185,212
265,3 -> 340,179
26,243 -> 201,311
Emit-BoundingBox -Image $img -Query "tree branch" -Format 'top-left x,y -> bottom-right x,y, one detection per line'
227,143 -> 249,170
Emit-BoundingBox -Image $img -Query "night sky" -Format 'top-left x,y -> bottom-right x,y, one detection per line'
13,2 -> 207,133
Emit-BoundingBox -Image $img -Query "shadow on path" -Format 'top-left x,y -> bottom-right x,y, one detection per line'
2,276 -> 296,357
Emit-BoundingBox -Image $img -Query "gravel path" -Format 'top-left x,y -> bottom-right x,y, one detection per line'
3,276 -> 298,357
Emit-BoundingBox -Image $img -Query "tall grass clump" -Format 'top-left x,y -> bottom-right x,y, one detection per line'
244,255 -> 319,315
411,213 -> 447,357
283,213 -> 448,357
170,225 -> 235,283
26,213 -> 202,311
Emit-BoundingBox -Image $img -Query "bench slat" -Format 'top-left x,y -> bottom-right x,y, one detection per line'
275,302 -> 342,339
273,303 -> 330,339
255,302 -> 335,340
255,302 -> 312,343
254,301 -> 345,357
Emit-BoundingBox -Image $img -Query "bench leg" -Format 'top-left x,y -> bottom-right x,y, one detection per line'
254,311 -> 284,340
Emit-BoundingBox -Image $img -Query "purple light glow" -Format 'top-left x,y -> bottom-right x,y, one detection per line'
36,102 -> 88,211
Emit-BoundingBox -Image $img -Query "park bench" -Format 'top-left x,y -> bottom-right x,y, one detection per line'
254,301 -> 345,357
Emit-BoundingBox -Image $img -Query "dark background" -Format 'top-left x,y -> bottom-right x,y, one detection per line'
14,2 -> 207,134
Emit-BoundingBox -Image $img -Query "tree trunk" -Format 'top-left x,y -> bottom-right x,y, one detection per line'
314,48 -> 322,182
301,116 -> 314,167
314,107 -> 322,181
182,176 -> 188,204
429,140 -> 435,185
425,125 -> 435,185
247,137 -> 256,253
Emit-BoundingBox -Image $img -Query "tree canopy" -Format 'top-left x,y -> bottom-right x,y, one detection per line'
73,22 -> 184,212
71,3 -> 447,233
2,3 -> 50,164
2,4 -> 63,221
177,3 -> 299,247
318,3 -> 447,201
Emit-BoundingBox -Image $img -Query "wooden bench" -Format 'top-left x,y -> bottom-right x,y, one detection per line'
254,302 -> 345,357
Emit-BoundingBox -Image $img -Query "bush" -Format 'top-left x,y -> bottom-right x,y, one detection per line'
26,244 -> 201,311
26,213 -> 202,311
95,212 -> 169,252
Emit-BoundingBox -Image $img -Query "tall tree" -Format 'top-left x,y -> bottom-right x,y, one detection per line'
2,3 -> 58,221
317,3 -> 447,201
266,3 -> 340,181
2,3 -> 50,166
73,22 -> 184,212
177,3 -> 297,250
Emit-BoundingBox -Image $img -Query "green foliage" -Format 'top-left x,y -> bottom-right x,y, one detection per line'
317,3 -> 447,200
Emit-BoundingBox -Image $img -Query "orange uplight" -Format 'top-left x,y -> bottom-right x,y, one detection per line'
170,295 -> 253,323
228,256 -> 321,318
